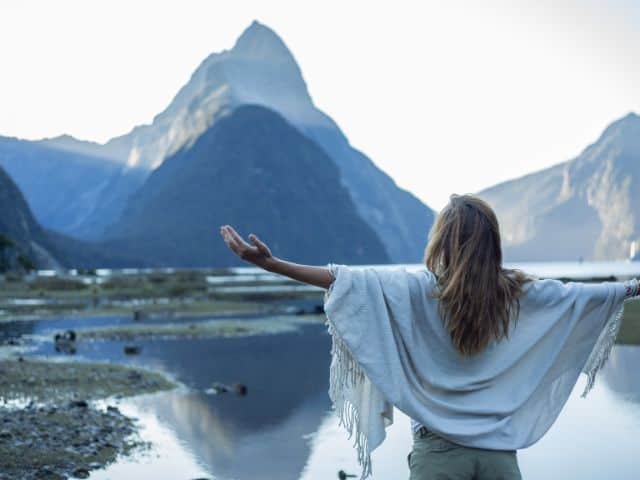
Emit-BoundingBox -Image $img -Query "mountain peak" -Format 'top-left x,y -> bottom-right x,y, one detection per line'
620,111 -> 640,125
598,111 -> 640,146
232,20 -> 293,61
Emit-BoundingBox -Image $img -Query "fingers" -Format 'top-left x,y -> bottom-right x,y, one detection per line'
249,233 -> 272,257
219,226 -> 234,246
220,225 -> 239,245
226,225 -> 250,248
220,225 -> 264,261
220,225 -> 244,255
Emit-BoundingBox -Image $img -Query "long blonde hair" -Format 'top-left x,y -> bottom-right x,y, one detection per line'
424,194 -> 531,356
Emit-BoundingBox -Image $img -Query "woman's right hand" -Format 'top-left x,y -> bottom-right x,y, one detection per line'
219,224 -> 334,289
219,225 -> 274,270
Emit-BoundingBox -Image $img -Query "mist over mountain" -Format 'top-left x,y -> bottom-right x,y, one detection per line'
103,105 -> 390,267
40,21 -> 435,262
478,112 -> 640,261
0,135 -> 133,238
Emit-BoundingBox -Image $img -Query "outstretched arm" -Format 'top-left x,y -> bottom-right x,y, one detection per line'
219,225 -> 334,289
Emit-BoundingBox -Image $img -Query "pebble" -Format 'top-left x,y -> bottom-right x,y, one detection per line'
34,468 -> 65,480
71,467 -> 90,478
123,345 -> 141,355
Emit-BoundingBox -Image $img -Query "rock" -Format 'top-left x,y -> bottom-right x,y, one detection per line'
54,330 -> 76,342
283,305 -> 305,315
106,406 -> 120,414
34,468 -> 65,480
338,470 -> 356,479
206,382 -> 247,396
208,382 -> 229,394
70,400 -> 88,408
232,383 -> 248,396
123,345 -> 141,355
71,467 -> 90,478
54,330 -> 77,355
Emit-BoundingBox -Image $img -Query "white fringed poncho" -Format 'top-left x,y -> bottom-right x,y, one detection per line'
323,264 -> 639,478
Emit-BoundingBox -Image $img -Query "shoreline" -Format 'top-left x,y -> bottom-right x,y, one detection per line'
0,357 -> 178,480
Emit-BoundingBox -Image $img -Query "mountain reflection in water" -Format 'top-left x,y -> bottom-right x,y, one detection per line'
57,324 -> 332,480
21,316 -> 640,479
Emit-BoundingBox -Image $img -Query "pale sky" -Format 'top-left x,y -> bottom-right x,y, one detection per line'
1,0 -> 639,209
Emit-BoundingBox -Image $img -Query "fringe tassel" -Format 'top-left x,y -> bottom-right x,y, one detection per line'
326,316 -> 373,479
581,296 -> 631,398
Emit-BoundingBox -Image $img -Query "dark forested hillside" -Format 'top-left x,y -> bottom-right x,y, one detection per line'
104,105 -> 390,267
0,166 -> 146,270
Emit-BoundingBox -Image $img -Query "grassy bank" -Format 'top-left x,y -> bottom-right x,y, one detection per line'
0,270 -> 321,321
616,301 -> 640,344
76,314 -> 326,341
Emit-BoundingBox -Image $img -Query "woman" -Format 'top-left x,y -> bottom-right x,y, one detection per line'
220,194 -> 639,480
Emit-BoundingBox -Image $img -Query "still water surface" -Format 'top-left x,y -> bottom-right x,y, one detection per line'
13,313 -> 640,479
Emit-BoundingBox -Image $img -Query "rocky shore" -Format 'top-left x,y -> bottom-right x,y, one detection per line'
0,358 -> 176,479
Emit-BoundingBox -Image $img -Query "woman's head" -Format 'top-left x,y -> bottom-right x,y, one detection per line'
424,194 -> 529,356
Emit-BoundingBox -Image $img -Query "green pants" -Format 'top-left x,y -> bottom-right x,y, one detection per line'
408,428 -> 522,480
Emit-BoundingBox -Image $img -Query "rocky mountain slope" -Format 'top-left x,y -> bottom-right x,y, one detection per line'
478,112 -> 640,261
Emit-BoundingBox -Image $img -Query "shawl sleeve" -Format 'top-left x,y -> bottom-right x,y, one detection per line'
570,278 -> 640,396
323,263 -> 433,478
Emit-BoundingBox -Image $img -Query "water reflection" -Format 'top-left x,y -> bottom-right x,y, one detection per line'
43,325 -> 333,480
602,346 -> 640,403
136,391 -> 329,479
18,315 -> 640,479
91,399 -> 211,480
301,347 -> 640,480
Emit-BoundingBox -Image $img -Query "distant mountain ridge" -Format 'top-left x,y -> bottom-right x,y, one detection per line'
0,135 -> 129,237
0,165 -> 143,269
478,112 -> 640,261
33,21 -> 435,262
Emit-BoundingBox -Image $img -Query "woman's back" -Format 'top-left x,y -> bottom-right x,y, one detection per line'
324,262 -> 638,475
